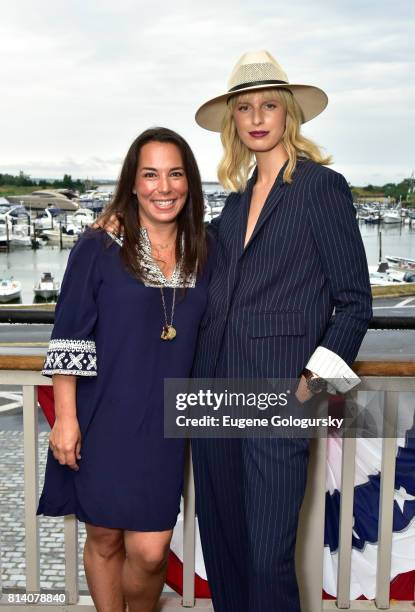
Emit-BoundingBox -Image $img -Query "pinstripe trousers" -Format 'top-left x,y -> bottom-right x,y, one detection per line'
192,436 -> 310,612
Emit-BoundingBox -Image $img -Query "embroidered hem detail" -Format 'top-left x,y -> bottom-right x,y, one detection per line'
41,368 -> 97,377
42,338 -> 97,377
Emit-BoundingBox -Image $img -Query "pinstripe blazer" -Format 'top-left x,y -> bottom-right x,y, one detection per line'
192,159 -> 372,379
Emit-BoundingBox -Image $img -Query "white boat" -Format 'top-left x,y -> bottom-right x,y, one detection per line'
383,210 -> 401,224
43,209 -> 92,236
0,219 -> 11,246
210,191 -> 228,200
0,219 -> 31,248
0,204 -> 29,225
385,255 -> 415,271
69,208 -> 95,228
41,229 -> 79,247
8,189 -> 79,211
79,190 -> 97,201
0,278 -> 22,303
364,213 -> 381,224
10,226 -> 31,248
369,272 -> 392,286
97,191 -> 112,202
33,272 -> 60,300
78,190 -> 111,204
369,267 -> 402,286
369,261 -> 415,286
368,272 -> 411,286
204,207 -> 213,223
33,209 -> 56,230
207,203 -> 225,217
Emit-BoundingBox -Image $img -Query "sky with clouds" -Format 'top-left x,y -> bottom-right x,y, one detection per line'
0,0 -> 414,186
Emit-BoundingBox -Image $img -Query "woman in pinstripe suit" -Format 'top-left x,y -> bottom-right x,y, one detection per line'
191,50 -> 372,611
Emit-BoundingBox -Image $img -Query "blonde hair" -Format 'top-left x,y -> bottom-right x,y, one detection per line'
217,88 -> 332,192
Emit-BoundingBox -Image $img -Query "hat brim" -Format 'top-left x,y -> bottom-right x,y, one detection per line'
195,83 -> 328,132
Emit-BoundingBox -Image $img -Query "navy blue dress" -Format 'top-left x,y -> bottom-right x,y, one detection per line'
37,229 -> 210,531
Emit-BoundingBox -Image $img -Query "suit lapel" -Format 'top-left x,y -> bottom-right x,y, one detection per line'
241,161 -> 288,256
234,168 -> 257,256
244,182 -> 286,252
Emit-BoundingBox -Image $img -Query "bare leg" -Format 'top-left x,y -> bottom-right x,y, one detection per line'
122,529 -> 172,612
83,524 -> 126,612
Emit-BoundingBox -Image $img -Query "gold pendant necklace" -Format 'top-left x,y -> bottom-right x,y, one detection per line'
160,287 -> 177,341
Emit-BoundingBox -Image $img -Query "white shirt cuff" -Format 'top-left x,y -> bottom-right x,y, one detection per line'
305,346 -> 360,394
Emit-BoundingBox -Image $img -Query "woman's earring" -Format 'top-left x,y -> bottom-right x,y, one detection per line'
132,189 -> 137,195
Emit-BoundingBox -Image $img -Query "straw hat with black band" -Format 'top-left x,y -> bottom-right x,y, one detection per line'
195,50 -> 329,132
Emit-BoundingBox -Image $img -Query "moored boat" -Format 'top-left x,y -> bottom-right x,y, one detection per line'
71,208 -> 94,227
10,226 -> 31,248
364,214 -> 381,224
383,210 -> 401,224
369,260 -> 415,286
33,272 -> 60,300
41,229 -> 79,247
385,255 -> 415,271
0,278 -> 22,303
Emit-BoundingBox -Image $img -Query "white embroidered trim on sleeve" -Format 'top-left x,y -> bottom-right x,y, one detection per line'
42,339 -> 97,377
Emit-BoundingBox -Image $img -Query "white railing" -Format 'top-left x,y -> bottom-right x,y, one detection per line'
0,363 -> 414,611
297,376 -> 415,612
0,369 -> 211,611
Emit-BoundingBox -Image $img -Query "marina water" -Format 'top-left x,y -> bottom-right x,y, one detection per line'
1,190 -> 415,303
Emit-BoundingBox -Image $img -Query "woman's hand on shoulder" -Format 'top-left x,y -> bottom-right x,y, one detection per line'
93,213 -> 122,235
49,417 -> 82,471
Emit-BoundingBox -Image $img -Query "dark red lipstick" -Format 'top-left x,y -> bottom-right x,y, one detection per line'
248,131 -> 269,138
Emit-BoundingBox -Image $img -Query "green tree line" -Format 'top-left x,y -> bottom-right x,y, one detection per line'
1,171 -> 414,203
353,178 -> 413,202
0,171 -> 92,192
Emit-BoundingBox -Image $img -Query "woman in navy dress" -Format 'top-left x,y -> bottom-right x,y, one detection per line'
37,127 -> 211,612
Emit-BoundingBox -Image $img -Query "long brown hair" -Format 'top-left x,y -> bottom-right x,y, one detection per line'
99,127 -> 207,281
